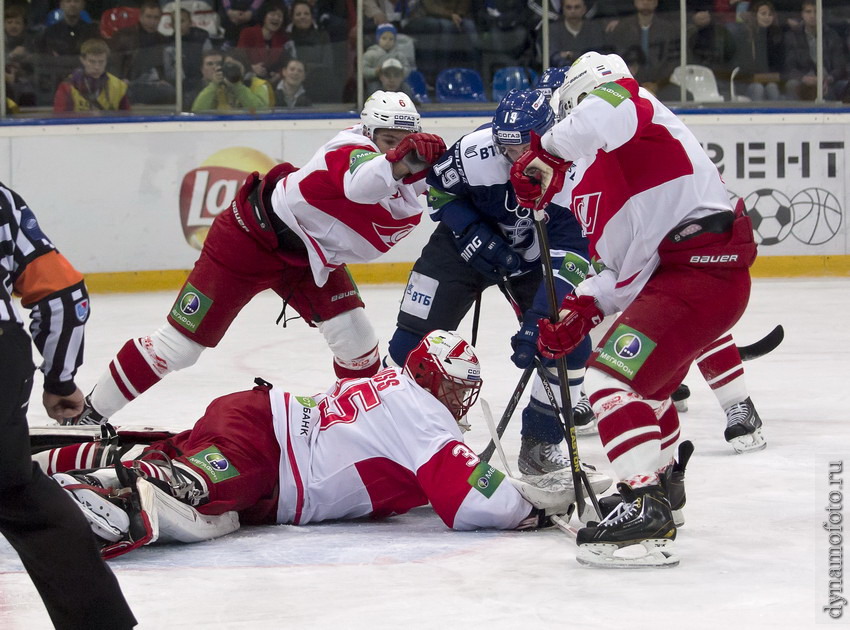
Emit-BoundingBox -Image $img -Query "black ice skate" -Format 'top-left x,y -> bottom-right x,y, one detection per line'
518,436 -> 570,476
594,441 -> 693,528
724,397 -> 766,454
63,395 -> 109,426
576,483 -> 678,568
573,395 -> 597,435
671,383 -> 690,413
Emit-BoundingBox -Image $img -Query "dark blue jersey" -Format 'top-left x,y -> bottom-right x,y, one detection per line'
425,125 -> 590,314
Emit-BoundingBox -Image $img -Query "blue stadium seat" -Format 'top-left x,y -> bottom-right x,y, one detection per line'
435,68 -> 487,103
406,70 -> 431,104
491,66 -> 535,103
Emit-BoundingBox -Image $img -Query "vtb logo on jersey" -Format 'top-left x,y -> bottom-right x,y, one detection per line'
179,148 -> 277,250
573,192 -> 602,236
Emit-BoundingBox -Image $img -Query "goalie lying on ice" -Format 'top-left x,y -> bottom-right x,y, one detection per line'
34,330 -> 611,558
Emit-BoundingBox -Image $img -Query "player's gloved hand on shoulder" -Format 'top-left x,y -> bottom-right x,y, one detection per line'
385,133 -> 447,183
511,310 -> 546,369
538,294 -> 603,358
456,223 -> 520,281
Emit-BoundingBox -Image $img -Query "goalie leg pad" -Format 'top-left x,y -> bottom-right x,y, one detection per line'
134,477 -> 240,545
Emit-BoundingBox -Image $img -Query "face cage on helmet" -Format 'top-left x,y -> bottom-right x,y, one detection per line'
413,363 -> 481,421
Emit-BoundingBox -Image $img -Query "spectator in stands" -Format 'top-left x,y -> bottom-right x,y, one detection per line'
108,0 -> 174,105
548,0 -> 608,67
191,47 -> 274,112
363,0 -> 413,31
219,0 -> 262,46
686,2 -> 737,97
5,4 -> 38,107
730,0 -> 784,101
237,1 -> 288,87
275,58 -> 312,107
609,0 -> 680,97
182,48 -> 222,110
405,0 -> 480,81
285,0 -> 335,101
164,7 -> 214,110
40,0 -> 99,57
374,57 -> 418,103
363,23 -> 414,92
782,0 -> 847,100
53,37 -> 130,112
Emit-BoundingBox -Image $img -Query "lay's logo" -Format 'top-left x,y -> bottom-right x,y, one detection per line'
179,148 -> 277,250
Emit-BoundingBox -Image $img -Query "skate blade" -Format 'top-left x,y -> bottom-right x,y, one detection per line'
576,539 -> 679,569
728,427 -> 767,454
520,469 -> 613,497
576,421 -> 598,436
54,474 -> 128,542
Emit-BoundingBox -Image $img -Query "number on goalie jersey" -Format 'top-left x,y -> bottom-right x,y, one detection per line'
41,332 -> 592,557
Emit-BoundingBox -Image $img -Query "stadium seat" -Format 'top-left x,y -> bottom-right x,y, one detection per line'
435,68 -> 487,103
100,6 -> 140,39
406,70 -> 431,104
670,65 -> 725,103
491,66 -> 534,102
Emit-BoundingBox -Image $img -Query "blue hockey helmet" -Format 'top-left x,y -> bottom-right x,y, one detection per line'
535,67 -> 568,99
491,89 -> 555,159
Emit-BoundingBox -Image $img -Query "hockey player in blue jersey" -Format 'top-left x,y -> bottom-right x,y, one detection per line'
385,89 -> 594,476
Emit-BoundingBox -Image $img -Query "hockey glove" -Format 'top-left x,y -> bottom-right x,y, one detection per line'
509,132 -> 570,211
537,294 -> 603,358
456,223 -> 520,281
510,310 -> 545,369
385,132 -> 447,183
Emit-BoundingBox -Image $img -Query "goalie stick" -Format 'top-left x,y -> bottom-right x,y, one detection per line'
738,325 -> 784,361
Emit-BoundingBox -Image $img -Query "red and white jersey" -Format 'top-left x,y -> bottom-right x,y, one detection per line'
541,79 -> 732,314
269,125 -> 427,286
270,368 -> 533,530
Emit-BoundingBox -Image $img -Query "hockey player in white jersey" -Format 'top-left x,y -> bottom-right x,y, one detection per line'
510,52 -> 758,567
37,331 -> 611,558
67,91 -> 446,428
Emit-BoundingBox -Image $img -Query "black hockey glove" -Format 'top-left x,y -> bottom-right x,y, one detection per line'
510,310 -> 545,369
456,223 -> 520,281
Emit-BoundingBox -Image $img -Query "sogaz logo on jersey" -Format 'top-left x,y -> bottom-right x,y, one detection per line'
180,147 -> 278,250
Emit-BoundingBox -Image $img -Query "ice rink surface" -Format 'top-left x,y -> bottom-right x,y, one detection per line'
0,277 -> 847,629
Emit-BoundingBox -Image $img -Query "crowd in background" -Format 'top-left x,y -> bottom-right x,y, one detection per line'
3,0 -> 850,114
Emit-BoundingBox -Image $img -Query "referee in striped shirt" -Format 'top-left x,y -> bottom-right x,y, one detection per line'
0,183 -> 136,629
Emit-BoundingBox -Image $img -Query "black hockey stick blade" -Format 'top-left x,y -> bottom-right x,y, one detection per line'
737,325 -> 784,361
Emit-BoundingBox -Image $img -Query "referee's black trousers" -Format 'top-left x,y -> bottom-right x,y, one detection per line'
0,322 -> 136,630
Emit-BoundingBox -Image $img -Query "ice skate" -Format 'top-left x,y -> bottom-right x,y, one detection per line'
576,483 -> 678,568
53,473 -> 130,542
518,436 -> 570,476
671,383 -> 690,413
62,395 -> 109,426
724,397 -> 766,454
573,395 -> 597,435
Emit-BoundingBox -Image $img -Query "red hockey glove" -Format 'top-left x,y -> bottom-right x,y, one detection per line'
510,132 -> 570,211
537,294 -> 604,358
385,133 -> 447,182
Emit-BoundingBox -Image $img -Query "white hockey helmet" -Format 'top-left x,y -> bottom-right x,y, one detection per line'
403,330 -> 482,423
557,52 -> 633,118
360,90 -> 422,139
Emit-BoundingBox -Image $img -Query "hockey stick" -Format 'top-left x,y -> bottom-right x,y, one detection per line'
530,212 -> 602,522
738,325 -> 784,361
478,366 -> 534,462
470,291 -> 482,347
480,399 -> 515,477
